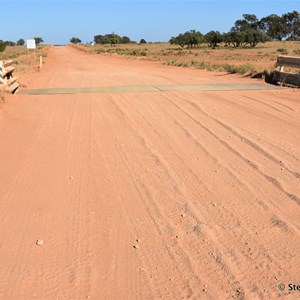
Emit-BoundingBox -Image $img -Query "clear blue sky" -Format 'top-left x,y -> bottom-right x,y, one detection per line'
1,0 -> 299,44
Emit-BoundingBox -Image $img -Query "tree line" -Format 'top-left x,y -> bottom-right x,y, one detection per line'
170,10 -> 299,48
0,37 -> 44,52
71,11 -> 299,48
170,29 -> 270,48
70,33 -> 147,45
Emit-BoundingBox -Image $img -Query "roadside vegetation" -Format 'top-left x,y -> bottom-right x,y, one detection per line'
0,37 -> 44,51
169,11 -> 299,49
71,10 -> 299,76
0,35 -> 47,70
0,45 -> 48,74
70,37 -> 82,45
73,41 -> 300,76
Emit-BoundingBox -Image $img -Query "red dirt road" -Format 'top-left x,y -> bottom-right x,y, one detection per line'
0,46 -> 299,299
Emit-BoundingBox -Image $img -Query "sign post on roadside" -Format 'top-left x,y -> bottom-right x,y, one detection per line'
26,39 -> 36,57
26,39 -> 37,63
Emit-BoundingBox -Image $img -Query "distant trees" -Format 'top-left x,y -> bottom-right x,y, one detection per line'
139,38 -> 147,44
170,33 -> 188,48
171,28 -> 270,48
234,12 -> 299,40
205,31 -> 223,48
17,39 -> 25,46
34,37 -> 44,46
94,33 -> 136,45
223,29 -> 270,47
283,10 -> 300,40
223,31 -> 245,47
243,29 -> 271,47
233,14 -> 260,31
170,30 -> 226,48
242,11 -> 299,41
70,37 -> 81,44
0,41 -> 6,52
107,33 -> 121,45
259,14 -> 288,41
170,30 -> 203,48
227,11 -> 298,44
94,35 -> 108,45
121,36 -> 131,43
170,10 -> 299,49
4,41 -> 16,46
94,33 -> 120,45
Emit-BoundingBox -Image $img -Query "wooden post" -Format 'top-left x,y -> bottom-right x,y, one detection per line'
39,56 -> 43,69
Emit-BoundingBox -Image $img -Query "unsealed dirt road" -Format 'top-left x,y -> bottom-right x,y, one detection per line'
0,46 -> 299,299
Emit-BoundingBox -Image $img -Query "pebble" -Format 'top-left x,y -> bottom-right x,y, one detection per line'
181,214 -> 186,218
175,235 -> 180,239
36,239 -> 44,246
136,239 -> 141,243
133,245 -> 139,249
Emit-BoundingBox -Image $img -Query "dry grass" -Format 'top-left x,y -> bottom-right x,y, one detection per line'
0,46 -> 49,99
73,41 -> 300,75
0,46 -> 49,73
0,46 -> 28,60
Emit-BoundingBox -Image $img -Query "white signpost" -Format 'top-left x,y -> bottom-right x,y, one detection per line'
26,39 -> 36,50
26,39 -> 40,66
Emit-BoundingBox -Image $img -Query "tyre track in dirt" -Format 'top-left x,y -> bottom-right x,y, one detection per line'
174,91 -> 299,177
108,96 -> 249,299
92,94 -> 240,298
110,92 -> 300,300
161,92 -> 300,205
92,96 -> 205,299
159,91 -> 300,224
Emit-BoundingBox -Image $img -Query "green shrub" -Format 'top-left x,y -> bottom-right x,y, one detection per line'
293,49 -> 300,55
0,41 -> 6,52
277,48 -> 288,54
222,64 -> 256,74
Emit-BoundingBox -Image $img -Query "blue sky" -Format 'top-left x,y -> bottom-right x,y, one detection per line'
1,1 -> 299,44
